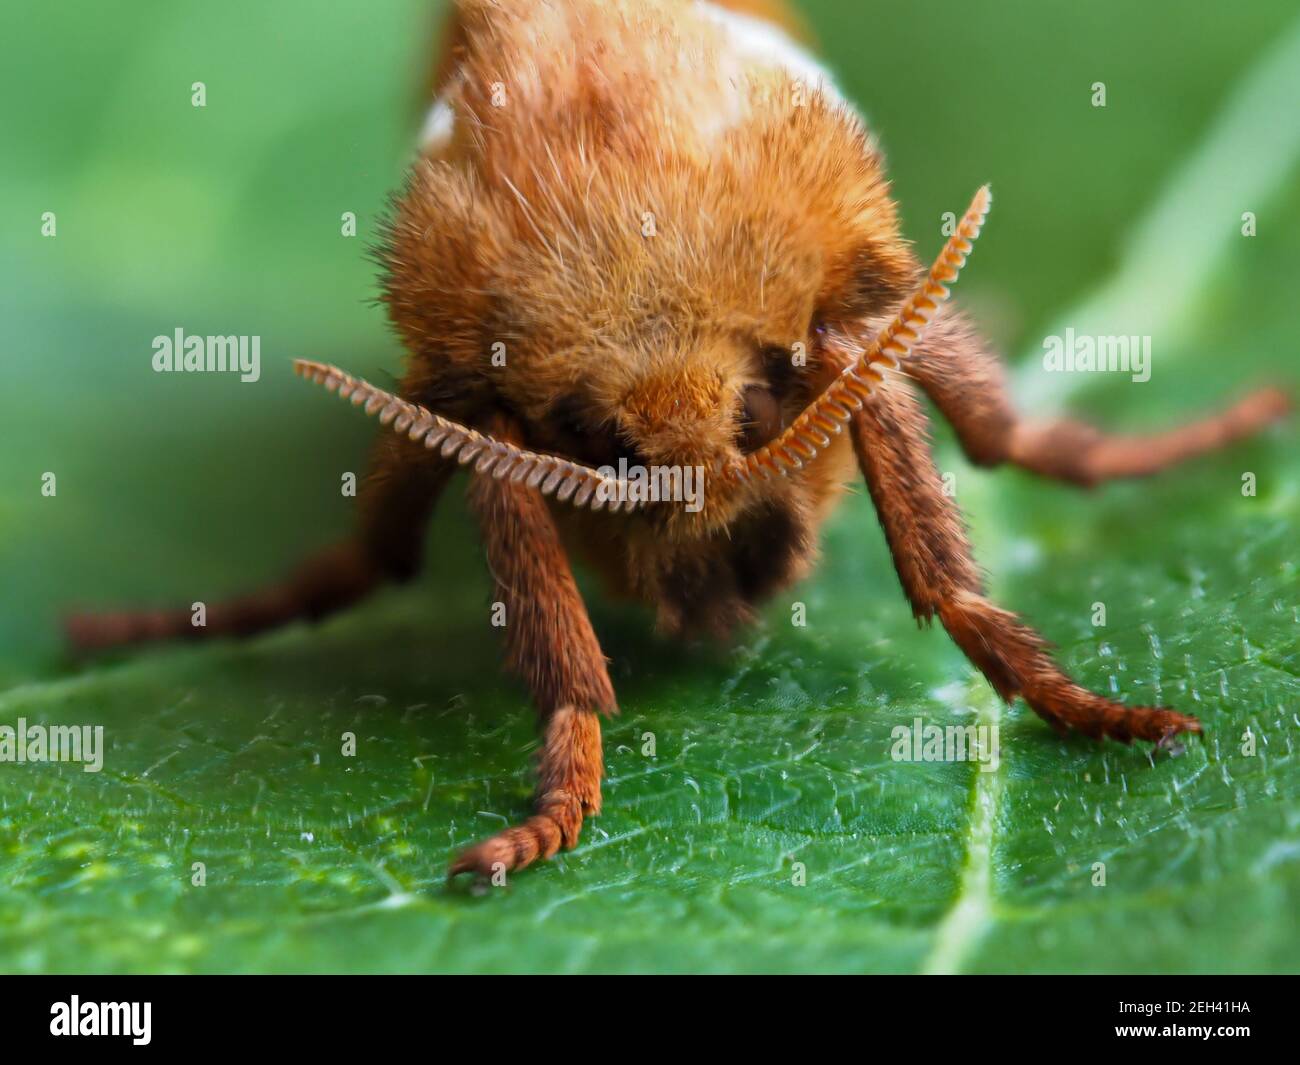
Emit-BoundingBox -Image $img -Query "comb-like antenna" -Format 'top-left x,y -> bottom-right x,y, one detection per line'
727,184 -> 992,484
294,360 -> 643,512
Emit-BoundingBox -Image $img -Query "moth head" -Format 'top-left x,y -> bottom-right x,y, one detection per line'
367,0 -> 983,536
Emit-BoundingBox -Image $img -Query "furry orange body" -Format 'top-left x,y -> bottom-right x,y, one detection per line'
394,0 -> 907,636
68,0 -> 1289,882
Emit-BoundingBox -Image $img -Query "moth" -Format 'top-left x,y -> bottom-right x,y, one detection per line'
67,0 -> 1289,881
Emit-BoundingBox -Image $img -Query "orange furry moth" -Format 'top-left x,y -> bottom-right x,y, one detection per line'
65,0 -> 1290,882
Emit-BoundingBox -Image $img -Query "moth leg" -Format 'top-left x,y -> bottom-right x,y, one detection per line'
851,372 -> 1200,744
64,432 -> 451,651
901,309 -> 1289,486
449,416 -> 615,881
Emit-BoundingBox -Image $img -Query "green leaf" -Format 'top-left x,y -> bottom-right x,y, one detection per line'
1,0 -> 1297,974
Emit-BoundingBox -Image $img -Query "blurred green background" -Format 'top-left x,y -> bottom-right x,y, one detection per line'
1,0 -> 1297,973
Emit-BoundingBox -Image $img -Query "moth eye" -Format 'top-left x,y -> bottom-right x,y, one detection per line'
739,384 -> 782,454
758,343 -> 805,394
550,395 -> 590,440
550,394 -> 636,466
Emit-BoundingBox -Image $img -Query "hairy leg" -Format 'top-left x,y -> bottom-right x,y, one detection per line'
65,431 -> 451,651
899,309 -> 1288,486
449,416 -> 615,880
852,372 -> 1199,743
